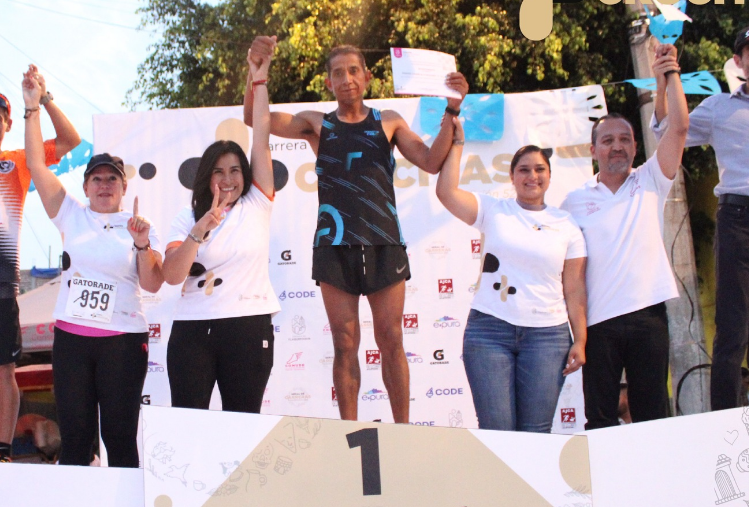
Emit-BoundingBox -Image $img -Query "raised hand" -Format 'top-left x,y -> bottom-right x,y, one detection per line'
249,38 -> 275,81
445,72 -> 469,109
249,35 -> 277,67
191,185 -> 232,239
655,43 -> 677,60
128,196 -> 151,248
653,43 -> 680,86
21,68 -> 42,107
28,64 -> 47,96
452,115 -> 465,141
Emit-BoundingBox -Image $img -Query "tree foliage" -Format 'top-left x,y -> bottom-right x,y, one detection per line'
128,0 -> 749,269
128,0 -> 637,109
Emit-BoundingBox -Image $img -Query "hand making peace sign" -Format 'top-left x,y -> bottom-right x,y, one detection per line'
191,184 -> 232,240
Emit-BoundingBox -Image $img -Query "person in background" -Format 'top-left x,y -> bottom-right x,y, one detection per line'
0,65 -> 79,463
652,28 -> 749,412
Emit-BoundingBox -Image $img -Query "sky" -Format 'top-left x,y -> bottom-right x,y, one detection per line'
3,0 -> 158,268
2,0 -> 158,149
2,0 -> 228,269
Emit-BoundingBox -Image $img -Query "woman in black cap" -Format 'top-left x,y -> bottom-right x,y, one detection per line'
22,70 -> 163,467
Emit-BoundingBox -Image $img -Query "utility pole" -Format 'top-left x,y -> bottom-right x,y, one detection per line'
626,6 -> 710,415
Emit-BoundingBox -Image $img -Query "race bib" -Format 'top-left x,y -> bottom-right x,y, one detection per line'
65,276 -> 118,324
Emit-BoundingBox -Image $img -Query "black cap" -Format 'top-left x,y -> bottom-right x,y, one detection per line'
0,93 -> 10,117
84,153 -> 126,179
735,26 -> 749,55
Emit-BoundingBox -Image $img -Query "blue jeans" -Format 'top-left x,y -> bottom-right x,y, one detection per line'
462,309 -> 571,432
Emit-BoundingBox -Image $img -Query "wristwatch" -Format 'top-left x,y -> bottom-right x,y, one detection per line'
39,92 -> 54,106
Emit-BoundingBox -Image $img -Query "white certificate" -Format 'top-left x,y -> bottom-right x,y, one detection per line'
65,276 -> 118,324
390,48 -> 461,99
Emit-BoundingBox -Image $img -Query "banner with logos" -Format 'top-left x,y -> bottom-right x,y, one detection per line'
93,87 -> 603,432
141,405 -> 592,506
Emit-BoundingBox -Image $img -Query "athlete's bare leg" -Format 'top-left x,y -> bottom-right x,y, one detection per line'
368,280 -> 409,423
0,363 -> 19,446
321,282 -> 362,420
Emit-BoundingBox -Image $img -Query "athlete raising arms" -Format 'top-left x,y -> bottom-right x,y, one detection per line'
244,37 -> 468,423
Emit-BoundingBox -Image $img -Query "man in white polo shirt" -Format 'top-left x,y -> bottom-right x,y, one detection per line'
561,45 -> 689,429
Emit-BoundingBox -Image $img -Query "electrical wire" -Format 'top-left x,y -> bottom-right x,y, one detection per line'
0,33 -> 106,113
2,0 -> 152,32
47,0 -> 138,15
675,363 -> 711,415
668,172 -> 712,362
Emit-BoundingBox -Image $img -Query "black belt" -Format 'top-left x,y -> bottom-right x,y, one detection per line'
719,194 -> 749,207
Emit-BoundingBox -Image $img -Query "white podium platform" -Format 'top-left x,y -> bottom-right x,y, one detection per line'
0,462 -> 143,506
4,406 -> 748,506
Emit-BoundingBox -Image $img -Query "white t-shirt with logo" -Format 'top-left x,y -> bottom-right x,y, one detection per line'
470,194 -> 587,328
51,193 -> 162,333
167,185 -> 281,320
560,155 -> 679,326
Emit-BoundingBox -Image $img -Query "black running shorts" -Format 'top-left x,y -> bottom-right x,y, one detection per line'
312,245 -> 411,296
0,298 -> 22,366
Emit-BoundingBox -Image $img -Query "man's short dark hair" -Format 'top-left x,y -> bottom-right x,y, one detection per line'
735,25 -> 749,56
591,113 -> 635,146
325,45 -> 367,74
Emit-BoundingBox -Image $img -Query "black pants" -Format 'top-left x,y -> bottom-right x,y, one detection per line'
712,202 -> 749,410
167,315 -> 274,413
583,303 -> 670,429
53,328 -> 148,467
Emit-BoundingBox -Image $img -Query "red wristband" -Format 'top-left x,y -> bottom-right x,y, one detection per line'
252,79 -> 268,89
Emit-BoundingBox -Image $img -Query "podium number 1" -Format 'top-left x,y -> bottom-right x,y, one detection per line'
346,428 -> 382,495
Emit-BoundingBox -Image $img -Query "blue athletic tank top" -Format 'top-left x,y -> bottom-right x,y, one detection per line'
313,108 -> 404,247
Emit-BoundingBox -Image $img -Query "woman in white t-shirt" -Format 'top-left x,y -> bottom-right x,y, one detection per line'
23,73 -> 164,466
436,119 -> 588,433
161,47 -> 280,413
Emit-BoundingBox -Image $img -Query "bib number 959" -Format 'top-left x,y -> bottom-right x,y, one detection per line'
76,289 -> 110,312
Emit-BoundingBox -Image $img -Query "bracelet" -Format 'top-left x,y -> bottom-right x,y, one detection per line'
445,106 -> 461,117
133,240 -> 151,252
23,106 -> 40,119
187,232 -> 205,244
453,139 -> 465,146
39,92 -> 53,106
664,69 -> 680,78
252,79 -> 268,90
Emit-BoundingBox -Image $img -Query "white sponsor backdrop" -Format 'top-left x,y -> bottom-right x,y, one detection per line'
92,86 -> 603,432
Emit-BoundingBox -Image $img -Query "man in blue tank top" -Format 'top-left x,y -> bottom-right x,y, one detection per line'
244,36 -> 467,423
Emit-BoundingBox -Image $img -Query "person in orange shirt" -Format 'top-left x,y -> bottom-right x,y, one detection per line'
0,64 -> 80,463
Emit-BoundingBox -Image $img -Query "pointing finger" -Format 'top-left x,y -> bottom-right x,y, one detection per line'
133,196 -> 139,217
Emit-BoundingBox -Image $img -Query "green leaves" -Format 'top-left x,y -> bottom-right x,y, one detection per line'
128,0 -> 748,121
